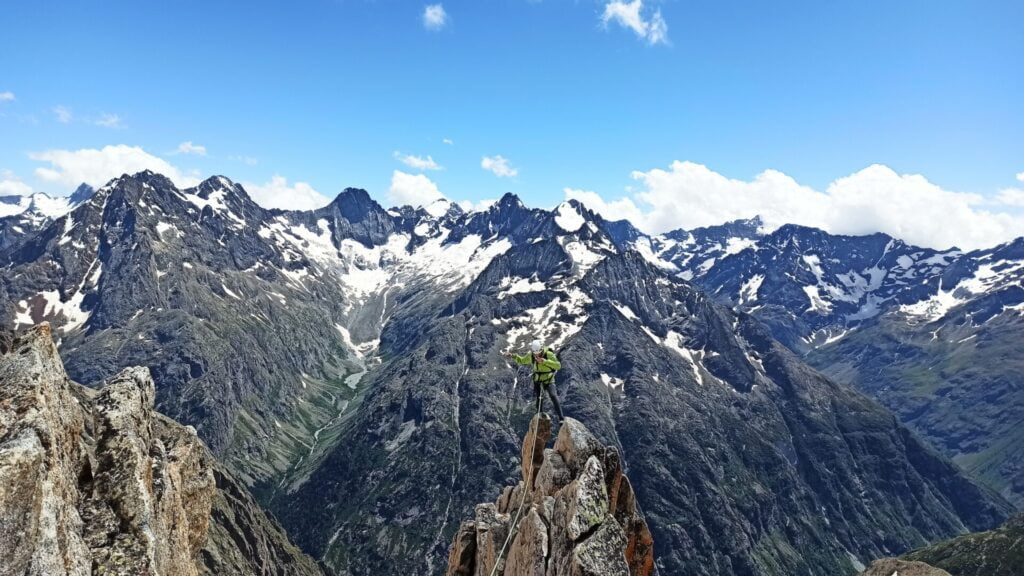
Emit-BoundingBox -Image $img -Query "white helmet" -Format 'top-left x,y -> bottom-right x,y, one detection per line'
530,339 -> 543,353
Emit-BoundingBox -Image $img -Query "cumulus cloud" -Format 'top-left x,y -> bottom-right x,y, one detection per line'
242,175 -> 330,210
996,188 -> 1024,207
175,141 -> 208,156
29,144 -> 198,190
566,161 -> 1024,250
394,151 -> 442,171
0,169 -> 32,196
481,155 -> 518,178
423,4 -> 448,30
52,105 -> 73,123
443,138 -> 454,146
0,91 -> 14,102
93,113 -> 123,129
601,0 -> 668,45
389,170 -> 444,207
1017,172 -> 1024,183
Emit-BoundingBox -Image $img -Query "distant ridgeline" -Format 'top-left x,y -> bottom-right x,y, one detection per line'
1,171 -> 1019,574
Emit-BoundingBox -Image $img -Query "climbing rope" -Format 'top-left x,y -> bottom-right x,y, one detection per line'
489,394 -> 543,576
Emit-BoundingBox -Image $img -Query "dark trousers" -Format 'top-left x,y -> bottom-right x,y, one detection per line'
534,378 -> 564,419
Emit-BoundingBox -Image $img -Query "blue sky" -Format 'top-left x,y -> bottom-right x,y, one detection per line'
2,0 -> 1023,247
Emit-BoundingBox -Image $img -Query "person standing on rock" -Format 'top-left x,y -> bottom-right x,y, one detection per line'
508,339 -> 565,420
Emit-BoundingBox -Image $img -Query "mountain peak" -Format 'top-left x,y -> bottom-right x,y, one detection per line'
68,183 -> 95,205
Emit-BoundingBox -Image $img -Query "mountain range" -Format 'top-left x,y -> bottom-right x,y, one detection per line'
1,171 -> 1020,574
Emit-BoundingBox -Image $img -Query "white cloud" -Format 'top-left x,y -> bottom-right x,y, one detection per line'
394,151 -> 442,171
176,141 -> 208,156
601,0 -> 669,45
443,138 -> 454,146
52,105 -> 73,123
242,175 -> 330,210
567,161 -> 1024,250
564,187 -> 646,224
230,155 -> 259,166
0,169 -> 32,196
423,4 -> 448,30
481,155 -> 518,178
0,91 -> 14,102
996,188 -> 1024,207
457,198 -> 496,212
29,144 -> 198,190
389,170 -> 444,207
94,113 -> 123,129
1017,171 -> 1024,183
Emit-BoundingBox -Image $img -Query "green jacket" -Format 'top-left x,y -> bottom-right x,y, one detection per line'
514,349 -> 561,384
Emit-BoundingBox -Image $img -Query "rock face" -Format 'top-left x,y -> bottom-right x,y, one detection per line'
902,514 -> 1024,576
445,414 -> 654,576
0,324 -> 322,576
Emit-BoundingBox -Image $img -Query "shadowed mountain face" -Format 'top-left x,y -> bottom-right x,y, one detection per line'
275,239 -> 1010,574
0,172 -> 1014,575
608,218 -> 1024,508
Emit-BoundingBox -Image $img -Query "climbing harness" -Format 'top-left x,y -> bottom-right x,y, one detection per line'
489,390 -> 544,576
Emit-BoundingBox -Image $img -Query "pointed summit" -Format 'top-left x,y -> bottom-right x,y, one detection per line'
68,183 -> 95,206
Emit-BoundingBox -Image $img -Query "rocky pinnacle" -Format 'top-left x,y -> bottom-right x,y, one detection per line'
445,414 -> 655,576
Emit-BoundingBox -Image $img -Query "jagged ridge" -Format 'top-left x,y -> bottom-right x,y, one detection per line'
0,323 -> 322,576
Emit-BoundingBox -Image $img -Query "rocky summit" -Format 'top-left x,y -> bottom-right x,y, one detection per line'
444,414 -> 654,576
0,323 -> 321,576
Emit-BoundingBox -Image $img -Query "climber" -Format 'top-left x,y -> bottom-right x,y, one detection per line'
508,339 -> 564,420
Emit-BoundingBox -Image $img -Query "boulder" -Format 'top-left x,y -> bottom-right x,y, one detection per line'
570,516 -> 629,576
566,457 -> 609,541
554,418 -> 603,476
533,448 -> 571,499
504,508 -> 548,576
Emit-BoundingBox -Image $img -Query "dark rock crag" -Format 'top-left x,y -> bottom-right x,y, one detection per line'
445,414 -> 654,576
0,323 -> 322,576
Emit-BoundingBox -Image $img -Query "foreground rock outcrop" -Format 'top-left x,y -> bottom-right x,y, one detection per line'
858,558 -> 951,576
445,415 -> 654,576
902,514 -> 1024,576
0,324 -> 322,576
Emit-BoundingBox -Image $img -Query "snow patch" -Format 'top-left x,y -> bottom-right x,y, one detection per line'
498,276 -> 547,299
739,274 -> 764,305
554,202 -> 585,232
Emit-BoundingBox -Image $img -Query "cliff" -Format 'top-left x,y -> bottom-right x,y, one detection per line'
0,323 -> 322,576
